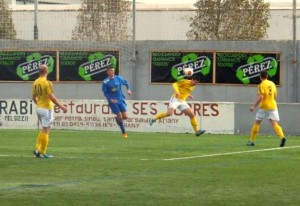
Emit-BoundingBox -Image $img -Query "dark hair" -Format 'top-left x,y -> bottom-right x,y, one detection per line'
106,66 -> 114,70
260,70 -> 268,79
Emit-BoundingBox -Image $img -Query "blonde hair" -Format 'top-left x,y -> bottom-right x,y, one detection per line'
39,64 -> 48,75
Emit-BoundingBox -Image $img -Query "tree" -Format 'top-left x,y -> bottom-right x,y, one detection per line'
187,0 -> 270,40
72,0 -> 131,41
0,0 -> 16,39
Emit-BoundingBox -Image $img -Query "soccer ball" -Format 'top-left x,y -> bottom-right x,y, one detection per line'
183,68 -> 194,77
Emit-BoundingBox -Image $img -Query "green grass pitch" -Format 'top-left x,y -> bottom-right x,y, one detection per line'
0,129 -> 300,206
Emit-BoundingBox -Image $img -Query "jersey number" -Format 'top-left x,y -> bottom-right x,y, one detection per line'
35,84 -> 43,96
268,86 -> 272,96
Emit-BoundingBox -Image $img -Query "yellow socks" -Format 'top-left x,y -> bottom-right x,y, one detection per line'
39,132 -> 49,155
190,117 -> 199,133
35,131 -> 43,151
154,112 -> 168,120
273,123 -> 285,139
250,123 -> 260,142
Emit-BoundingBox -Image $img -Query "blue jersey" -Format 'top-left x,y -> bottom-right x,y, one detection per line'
102,75 -> 130,103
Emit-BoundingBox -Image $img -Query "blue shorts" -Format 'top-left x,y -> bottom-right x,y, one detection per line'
109,100 -> 127,114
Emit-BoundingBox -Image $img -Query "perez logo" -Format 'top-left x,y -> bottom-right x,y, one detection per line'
16,53 -> 54,81
171,53 -> 211,81
236,54 -> 278,84
78,52 -> 117,81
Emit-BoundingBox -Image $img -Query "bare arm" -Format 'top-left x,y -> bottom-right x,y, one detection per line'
48,93 -> 67,112
32,94 -> 38,104
188,94 -> 194,100
250,93 -> 263,112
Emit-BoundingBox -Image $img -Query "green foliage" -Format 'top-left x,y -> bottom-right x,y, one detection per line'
72,0 -> 131,41
187,0 -> 270,40
1,129 -> 300,205
0,0 -> 16,39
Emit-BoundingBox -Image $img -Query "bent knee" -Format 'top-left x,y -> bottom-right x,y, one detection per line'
121,113 -> 129,120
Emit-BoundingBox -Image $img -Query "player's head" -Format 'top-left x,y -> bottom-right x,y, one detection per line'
260,70 -> 268,80
106,66 -> 115,77
183,75 -> 192,80
183,73 -> 193,80
190,77 -> 199,86
39,64 -> 48,76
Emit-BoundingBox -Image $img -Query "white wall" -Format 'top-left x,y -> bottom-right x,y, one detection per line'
8,6 -> 300,41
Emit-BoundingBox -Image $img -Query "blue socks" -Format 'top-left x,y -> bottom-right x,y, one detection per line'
115,117 -> 125,134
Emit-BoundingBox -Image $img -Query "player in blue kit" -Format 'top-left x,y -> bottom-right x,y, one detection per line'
102,66 -> 132,139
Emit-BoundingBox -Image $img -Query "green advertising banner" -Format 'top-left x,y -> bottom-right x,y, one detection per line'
151,51 -> 213,83
216,52 -> 281,85
59,51 -> 119,81
0,51 -> 57,81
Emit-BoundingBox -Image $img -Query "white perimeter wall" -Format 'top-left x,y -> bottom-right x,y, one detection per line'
1,99 -> 299,136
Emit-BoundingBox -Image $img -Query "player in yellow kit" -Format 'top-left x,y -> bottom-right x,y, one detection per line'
248,70 -> 286,147
149,69 -> 205,136
32,64 -> 67,158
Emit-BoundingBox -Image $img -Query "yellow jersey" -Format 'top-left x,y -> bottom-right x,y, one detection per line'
172,79 -> 195,101
258,79 -> 277,110
32,77 -> 54,109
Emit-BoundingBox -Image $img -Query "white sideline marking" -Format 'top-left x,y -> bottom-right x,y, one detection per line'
0,154 -> 135,160
0,154 -> 38,158
162,145 -> 300,161
1,146 -> 299,160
